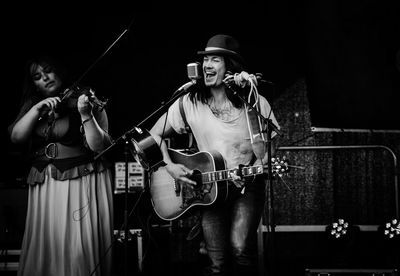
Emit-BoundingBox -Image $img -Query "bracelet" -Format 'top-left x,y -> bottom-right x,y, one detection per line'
82,115 -> 94,125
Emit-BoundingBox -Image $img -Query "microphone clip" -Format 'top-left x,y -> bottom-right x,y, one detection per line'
172,79 -> 197,98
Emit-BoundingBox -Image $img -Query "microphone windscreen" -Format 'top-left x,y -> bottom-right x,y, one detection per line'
187,62 -> 202,80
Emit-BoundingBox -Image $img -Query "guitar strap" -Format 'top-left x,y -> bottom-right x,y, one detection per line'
179,96 -> 198,152
248,152 -> 258,166
245,96 -> 266,161
179,95 -> 190,133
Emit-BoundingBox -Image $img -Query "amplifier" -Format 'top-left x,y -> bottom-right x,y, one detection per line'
114,162 -> 145,193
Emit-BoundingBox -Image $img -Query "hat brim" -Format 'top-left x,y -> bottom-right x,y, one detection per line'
197,49 -> 245,64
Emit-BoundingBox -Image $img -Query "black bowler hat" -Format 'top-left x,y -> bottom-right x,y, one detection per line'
197,34 -> 245,64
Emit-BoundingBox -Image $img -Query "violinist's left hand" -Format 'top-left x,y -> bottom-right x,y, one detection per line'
77,92 -> 94,116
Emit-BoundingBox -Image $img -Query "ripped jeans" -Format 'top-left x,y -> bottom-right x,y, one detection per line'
201,176 -> 266,276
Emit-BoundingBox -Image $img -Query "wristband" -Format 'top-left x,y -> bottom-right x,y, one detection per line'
82,115 -> 94,125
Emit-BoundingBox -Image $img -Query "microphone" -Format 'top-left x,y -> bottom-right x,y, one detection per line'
174,62 -> 202,94
224,71 -> 274,86
187,62 -> 202,81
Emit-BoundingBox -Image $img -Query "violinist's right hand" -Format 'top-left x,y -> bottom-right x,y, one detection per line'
34,96 -> 61,118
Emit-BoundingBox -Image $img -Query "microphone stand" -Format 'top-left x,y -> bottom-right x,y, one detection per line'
94,79 -> 197,162
137,80 -> 197,128
123,140 -> 130,276
224,81 -> 281,276
93,79 -> 196,275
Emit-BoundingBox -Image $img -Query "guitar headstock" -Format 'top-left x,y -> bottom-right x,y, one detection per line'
271,156 -> 289,177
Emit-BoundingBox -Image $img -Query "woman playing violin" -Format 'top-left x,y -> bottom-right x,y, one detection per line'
9,55 -> 114,276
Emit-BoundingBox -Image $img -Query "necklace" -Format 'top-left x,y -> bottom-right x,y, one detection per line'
207,98 -> 237,121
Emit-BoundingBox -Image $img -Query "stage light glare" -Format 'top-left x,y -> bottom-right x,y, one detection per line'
328,218 -> 349,239
383,218 -> 400,238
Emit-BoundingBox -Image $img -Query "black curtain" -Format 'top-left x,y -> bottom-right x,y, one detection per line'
304,0 -> 400,130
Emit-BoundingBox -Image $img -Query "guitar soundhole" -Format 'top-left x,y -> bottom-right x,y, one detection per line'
181,170 -> 212,208
191,170 -> 203,189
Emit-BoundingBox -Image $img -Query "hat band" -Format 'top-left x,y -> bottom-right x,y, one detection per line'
204,47 -> 238,55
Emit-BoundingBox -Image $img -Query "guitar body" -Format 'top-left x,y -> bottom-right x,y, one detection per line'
150,148 -> 228,221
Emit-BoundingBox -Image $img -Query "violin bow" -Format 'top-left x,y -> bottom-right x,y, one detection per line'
63,14 -> 136,102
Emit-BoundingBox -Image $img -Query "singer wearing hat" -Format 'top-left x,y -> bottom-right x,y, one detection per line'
150,34 -> 280,276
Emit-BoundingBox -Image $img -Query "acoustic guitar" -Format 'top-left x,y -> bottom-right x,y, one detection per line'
149,148 -> 288,221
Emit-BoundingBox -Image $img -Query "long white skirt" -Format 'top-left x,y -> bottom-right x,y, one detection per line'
17,166 -> 114,276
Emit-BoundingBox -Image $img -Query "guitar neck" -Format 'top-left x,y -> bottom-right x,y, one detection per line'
202,165 -> 264,184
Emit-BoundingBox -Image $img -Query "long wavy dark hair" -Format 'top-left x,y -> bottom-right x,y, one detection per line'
188,55 -> 246,108
15,55 -> 70,121
21,55 -> 69,105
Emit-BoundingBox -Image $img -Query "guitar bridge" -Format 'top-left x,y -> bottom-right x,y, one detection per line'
174,179 -> 181,196
180,182 -> 213,209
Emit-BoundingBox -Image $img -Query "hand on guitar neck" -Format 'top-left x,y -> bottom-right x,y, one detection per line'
229,166 -> 245,189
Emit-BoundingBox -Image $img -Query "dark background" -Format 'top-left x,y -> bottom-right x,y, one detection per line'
1,2 -> 400,275
1,0 -> 399,213
1,1 -> 399,182
1,2 -> 399,177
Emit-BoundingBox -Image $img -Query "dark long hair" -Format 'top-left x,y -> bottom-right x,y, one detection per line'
9,55 -> 72,151
188,55 -> 246,108
20,55 -> 69,107
14,55 -> 70,122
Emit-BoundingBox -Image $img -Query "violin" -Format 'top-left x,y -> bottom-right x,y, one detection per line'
56,86 -> 108,114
